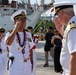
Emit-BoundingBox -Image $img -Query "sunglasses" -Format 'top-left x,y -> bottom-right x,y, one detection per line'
0,31 -> 5,33
15,17 -> 27,21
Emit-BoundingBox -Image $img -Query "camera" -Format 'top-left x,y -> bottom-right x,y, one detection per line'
0,48 -> 2,53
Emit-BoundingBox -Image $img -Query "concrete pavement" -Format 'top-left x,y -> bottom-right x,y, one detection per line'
36,41 -> 61,75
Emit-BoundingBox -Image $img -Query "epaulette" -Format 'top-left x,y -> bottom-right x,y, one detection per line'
66,21 -> 76,33
8,30 -> 13,33
65,21 -> 76,42
70,21 -> 75,29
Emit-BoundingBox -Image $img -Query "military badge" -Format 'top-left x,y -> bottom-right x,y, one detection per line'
27,35 -> 32,42
21,11 -> 25,16
28,38 -> 32,42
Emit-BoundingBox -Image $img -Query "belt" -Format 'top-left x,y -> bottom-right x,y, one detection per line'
14,58 -> 30,62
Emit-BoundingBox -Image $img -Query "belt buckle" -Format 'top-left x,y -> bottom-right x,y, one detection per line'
24,59 -> 27,62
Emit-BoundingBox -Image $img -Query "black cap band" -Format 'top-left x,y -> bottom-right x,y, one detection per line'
0,29 -> 5,33
55,5 -> 73,15
14,11 -> 26,20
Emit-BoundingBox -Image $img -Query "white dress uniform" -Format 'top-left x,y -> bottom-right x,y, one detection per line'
5,31 -> 36,75
0,37 -> 7,75
60,16 -> 76,75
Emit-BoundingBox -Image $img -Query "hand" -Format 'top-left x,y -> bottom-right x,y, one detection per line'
54,18 -> 64,36
14,20 -> 22,30
0,33 -> 5,41
1,33 -> 5,37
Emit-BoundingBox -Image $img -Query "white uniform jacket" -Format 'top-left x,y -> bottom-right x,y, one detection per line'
60,16 -> 76,74
5,31 -> 36,75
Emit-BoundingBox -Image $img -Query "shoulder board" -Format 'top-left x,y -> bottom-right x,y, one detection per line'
8,30 -> 13,33
65,21 -> 76,42
66,21 -> 76,33
70,21 -> 76,29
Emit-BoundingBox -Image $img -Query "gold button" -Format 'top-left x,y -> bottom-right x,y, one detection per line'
18,48 -> 20,50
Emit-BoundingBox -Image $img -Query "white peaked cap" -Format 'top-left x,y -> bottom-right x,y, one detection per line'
11,9 -> 27,21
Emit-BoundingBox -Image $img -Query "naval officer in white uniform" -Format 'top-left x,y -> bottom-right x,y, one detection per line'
0,27 -> 7,75
53,1 -> 76,75
5,9 -> 36,75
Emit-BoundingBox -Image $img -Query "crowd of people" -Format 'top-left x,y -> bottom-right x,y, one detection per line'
0,1 -> 76,75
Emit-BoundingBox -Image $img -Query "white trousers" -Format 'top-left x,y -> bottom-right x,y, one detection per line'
9,60 -> 31,75
0,53 -> 7,75
62,71 -> 69,75
31,50 -> 36,75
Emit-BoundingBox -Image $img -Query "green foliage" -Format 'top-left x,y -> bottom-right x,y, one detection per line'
33,19 -> 55,33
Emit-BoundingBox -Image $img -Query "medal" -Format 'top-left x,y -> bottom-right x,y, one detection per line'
22,49 -> 25,54
16,29 -> 30,62
18,48 -> 20,50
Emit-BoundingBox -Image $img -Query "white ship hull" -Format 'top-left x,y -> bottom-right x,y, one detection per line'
0,9 -> 42,32
0,0 -> 54,32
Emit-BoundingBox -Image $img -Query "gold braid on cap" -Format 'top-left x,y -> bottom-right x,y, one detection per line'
55,8 -> 60,13
14,11 -> 26,20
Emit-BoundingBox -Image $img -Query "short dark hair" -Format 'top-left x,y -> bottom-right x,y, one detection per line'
27,26 -> 33,30
48,26 -> 53,30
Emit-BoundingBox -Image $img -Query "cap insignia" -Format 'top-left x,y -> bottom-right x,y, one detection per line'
21,11 -> 25,16
55,8 -> 60,13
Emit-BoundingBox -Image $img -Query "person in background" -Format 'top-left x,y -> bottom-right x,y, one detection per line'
5,9 -> 36,75
44,26 -> 54,67
27,26 -> 33,38
51,29 -> 63,73
0,27 -> 7,75
53,1 -> 76,75
27,26 -> 38,75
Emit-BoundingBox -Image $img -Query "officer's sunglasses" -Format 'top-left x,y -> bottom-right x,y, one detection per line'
0,31 -> 5,33
15,17 -> 27,21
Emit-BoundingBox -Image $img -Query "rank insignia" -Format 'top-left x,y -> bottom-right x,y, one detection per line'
70,21 -> 75,29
